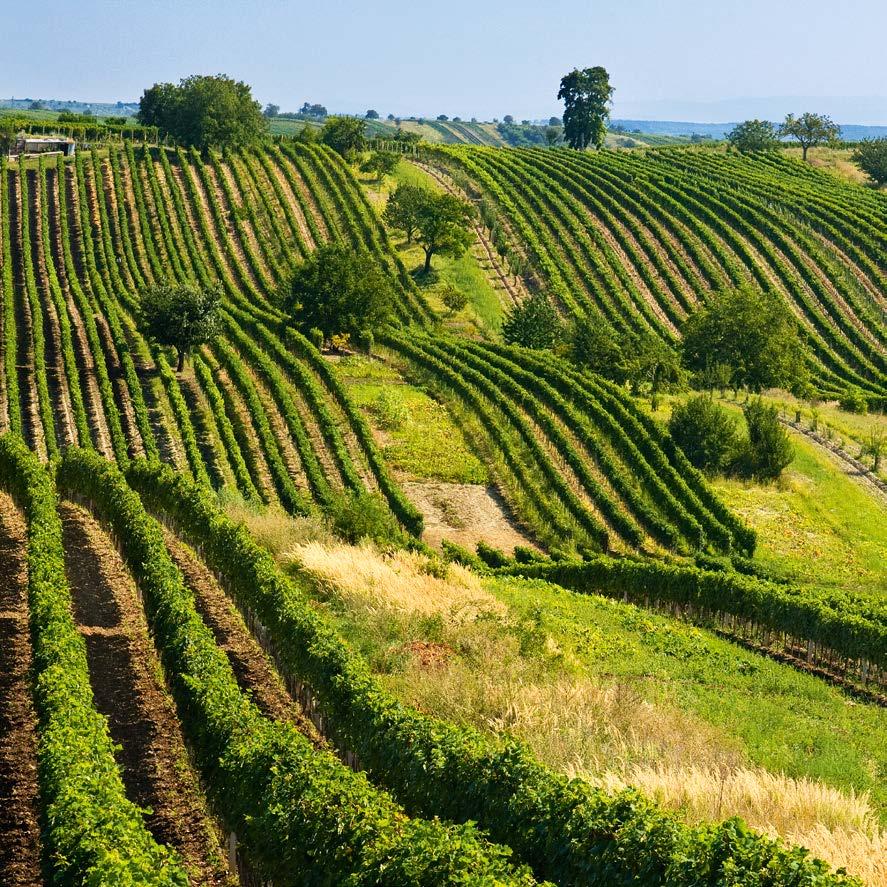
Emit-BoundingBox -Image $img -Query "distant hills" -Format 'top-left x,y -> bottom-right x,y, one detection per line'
611,119 -> 887,141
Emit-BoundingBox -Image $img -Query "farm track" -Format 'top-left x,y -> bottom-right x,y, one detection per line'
0,496 -> 42,887
60,501 -> 232,885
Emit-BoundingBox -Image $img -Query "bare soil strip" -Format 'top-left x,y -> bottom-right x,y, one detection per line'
162,529 -> 318,731
60,502 -> 233,885
0,495 -> 43,887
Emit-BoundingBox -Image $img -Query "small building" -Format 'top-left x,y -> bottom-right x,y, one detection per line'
12,133 -> 76,158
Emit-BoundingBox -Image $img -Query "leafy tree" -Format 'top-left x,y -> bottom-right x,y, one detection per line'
851,138 -> 887,186
557,66 -> 613,149
838,387 -> 868,414
669,395 -> 739,474
387,113 -> 396,121
365,109 -> 380,119
137,74 -> 267,150
571,317 -> 624,378
437,114 -> 449,121
138,283 -> 221,371
414,192 -> 475,274
682,287 -> 808,392
735,399 -> 794,480
502,292 -> 563,349
263,103 -> 280,118
28,100 -> 44,111
382,183 -> 425,243
779,112 -> 840,161
548,116 -> 562,126
544,126 -> 562,146
300,102 -> 328,118
321,116 -> 366,157
360,150 -> 399,181
282,243 -> 395,343
727,119 -> 778,152
503,115 -> 515,124
441,285 -> 468,315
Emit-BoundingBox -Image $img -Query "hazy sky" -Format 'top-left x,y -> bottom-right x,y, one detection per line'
4,0 -> 886,122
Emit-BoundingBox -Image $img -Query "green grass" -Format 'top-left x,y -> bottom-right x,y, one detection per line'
334,354 -> 487,484
359,159 -> 507,335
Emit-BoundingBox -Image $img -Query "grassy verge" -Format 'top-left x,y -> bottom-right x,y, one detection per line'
333,353 -> 487,484
358,160 -> 506,334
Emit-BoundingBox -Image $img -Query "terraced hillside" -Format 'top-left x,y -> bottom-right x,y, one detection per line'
0,145 -> 426,531
426,145 -> 887,401
0,144 -> 757,557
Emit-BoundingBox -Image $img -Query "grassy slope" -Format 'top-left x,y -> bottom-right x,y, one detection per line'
333,355 -> 487,484
360,160 -> 506,335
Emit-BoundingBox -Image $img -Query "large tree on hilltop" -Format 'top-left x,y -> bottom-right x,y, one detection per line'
727,119 -> 779,152
557,67 -> 613,150
137,74 -> 266,150
779,112 -> 840,161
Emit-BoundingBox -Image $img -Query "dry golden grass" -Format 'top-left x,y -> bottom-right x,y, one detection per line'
259,532 -> 885,885
586,764 -> 886,885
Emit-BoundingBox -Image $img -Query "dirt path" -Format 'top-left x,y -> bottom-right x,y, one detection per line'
401,480 -> 538,555
0,496 -> 42,886
60,502 -> 233,885
784,420 -> 887,507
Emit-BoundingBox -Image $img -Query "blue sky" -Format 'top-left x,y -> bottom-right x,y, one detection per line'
4,0 -> 886,123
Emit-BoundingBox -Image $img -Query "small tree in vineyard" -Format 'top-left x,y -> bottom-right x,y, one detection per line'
413,192 -> 475,274
502,292 -> 563,350
139,283 -> 222,371
851,138 -> 887,187
383,183 -> 426,244
779,112 -> 840,161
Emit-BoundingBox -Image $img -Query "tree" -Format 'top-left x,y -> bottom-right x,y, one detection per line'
727,119 -> 778,152
503,115 -> 514,124
365,109 -> 380,119
548,116 -> 561,126
736,399 -> 794,480
300,102 -> 327,118
360,151 -> 399,182
139,283 -> 221,371
501,292 -> 563,350
382,183 -> 425,243
282,244 -> 395,343
320,116 -> 366,157
263,103 -> 280,118
387,113 -> 396,121
414,192 -> 475,274
861,429 -> 885,473
137,74 -> 267,150
437,114 -> 449,122
544,125 -> 562,146
557,66 -> 613,150
851,138 -> 887,186
441,285 -> 468,315
682,287 -> 808,392
668,395 -> 739,474
779,112 -> 840,161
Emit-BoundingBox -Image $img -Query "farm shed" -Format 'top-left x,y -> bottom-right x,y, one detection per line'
12,133 -> 76,157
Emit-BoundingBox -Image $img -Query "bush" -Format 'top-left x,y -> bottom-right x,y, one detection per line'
475,540 -> 510,568
441,284 -> 468,315
501,292 -> 563,350
308,326 -> 324,350
355,328 -> 374,355
668,396 -> 739,474
735,398 -> 794,481
326,490 -> 405,546
851,138 -> 887,186
838,387 -> 868,414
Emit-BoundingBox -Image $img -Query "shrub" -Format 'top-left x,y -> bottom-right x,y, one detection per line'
326,490 -> 406,546
475,540 -> 511,568
838,387 -> 868,414
441,284 -> 468,315
308,326 -> 324,350
735,398 -> 794,481
668,396 -> 739,474
502,292 -> 563,350
355,328 -> 374,355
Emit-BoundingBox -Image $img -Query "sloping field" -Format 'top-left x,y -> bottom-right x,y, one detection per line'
426,145 -> 887,401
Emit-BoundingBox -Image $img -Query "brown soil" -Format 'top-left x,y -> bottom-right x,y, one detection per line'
60,502 -> 233,885
402,480 -> 537,555
162,530 -> 319,734
402,640 -> 455,669
0,496 -> 43,886
177,370 -> 231,488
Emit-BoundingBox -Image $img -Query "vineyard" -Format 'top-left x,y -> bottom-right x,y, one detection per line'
0,135 -> 884,884
425,145 -> 887,402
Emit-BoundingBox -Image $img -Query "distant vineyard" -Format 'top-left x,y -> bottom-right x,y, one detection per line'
427,145 -> 887,402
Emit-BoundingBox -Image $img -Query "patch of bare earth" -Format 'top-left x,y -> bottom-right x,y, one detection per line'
402,480 -> 537,555
60,502 -> 233,885
0,496 -> 42,886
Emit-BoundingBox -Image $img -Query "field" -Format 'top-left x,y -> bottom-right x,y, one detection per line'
0,126 -> 885,886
